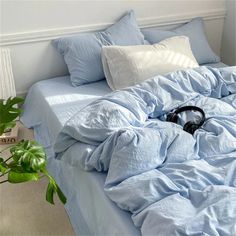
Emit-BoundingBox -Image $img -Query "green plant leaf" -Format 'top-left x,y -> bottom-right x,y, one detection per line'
0,164 -> 8,174
0,158 -> 8,174
8,170 -> 39,183
0,97 -> 24,135
0,163 -> 8,174
42,169 -> 67,205
10,140 -> 46,172
0,125 -> 67,205
46,180 -> 55,205
55,183 -> 67,204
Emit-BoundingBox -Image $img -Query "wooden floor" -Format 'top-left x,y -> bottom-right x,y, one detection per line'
0,123 -> 75,236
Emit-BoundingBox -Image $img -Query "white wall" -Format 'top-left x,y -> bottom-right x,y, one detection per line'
221,0 -> 236,66
0,0 -> 226,95
0,0 -> 226,34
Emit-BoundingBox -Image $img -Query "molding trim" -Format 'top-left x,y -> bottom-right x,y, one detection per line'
0,9 -> 226,46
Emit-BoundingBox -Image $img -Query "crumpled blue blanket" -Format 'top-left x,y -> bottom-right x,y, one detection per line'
55,66 -> 236,235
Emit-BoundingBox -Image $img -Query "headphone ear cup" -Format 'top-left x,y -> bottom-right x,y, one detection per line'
166,113 -> 178,124
184,122 -> 199,134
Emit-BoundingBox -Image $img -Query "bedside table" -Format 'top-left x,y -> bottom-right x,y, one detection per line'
0,121 -> 34,156
17,121 -> 34,141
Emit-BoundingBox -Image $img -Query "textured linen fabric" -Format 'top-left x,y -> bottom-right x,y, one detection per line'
55,66 -> 236,236
102,36 -> 198,90
21,63 -> 229,236
52,10 -> 146,86
143,17 -> 220,65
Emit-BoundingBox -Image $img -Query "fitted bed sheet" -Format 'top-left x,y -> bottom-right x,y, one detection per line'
21,62 -> 227,236
21,76 -> 111,157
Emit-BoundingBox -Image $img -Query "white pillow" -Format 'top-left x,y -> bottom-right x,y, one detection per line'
102,36 -> 199,90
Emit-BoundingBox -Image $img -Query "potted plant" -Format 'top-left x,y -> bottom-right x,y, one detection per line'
0,97 -> 66,205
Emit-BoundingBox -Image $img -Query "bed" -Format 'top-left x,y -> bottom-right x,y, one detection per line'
21,61 -> 234,235
18,7 -> 236,235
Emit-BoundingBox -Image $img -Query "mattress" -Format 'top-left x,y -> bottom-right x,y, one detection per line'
21,62 -> 227,236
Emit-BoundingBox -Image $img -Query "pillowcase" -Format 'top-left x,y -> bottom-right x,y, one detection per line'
52,10 -> 146,86
102,36 -> 199,90
142,18 -> 220,65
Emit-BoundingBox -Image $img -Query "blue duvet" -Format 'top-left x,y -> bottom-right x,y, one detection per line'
55,66 -> 236,235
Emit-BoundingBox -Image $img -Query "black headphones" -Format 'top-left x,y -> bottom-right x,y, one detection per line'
166,106 -> 205,135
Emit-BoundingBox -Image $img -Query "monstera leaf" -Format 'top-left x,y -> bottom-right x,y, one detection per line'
5,140 -> 46,183
8,169 -> 39,183
45,176 -> 67,205
0,97 -> 24,135
0,140 -> 66,205
10,140 -> 46,172
0,97 -> 66,205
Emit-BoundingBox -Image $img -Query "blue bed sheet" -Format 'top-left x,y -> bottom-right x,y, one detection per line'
21,76 -> 111,158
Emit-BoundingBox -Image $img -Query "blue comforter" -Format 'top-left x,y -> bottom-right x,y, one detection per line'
55,66 -> 236,235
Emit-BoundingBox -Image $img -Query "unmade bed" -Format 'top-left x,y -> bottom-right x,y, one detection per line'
21,62 -> 234,235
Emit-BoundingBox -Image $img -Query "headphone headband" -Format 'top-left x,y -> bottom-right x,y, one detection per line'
172,106 -> 205,126
166,105 -> 205,134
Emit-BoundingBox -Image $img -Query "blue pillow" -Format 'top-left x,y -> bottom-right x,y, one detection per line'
142,18 -> 220,65
52,10 -> 146,86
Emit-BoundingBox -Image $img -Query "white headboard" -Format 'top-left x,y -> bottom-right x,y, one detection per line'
0,0 -> 226,96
